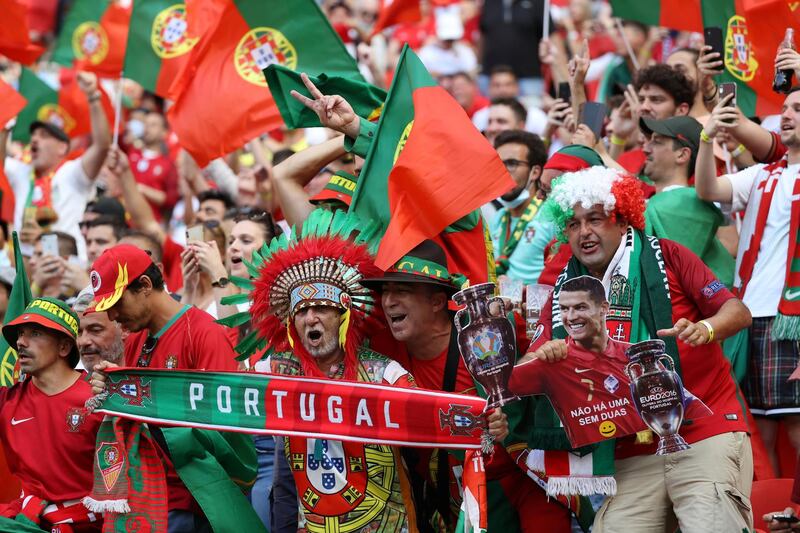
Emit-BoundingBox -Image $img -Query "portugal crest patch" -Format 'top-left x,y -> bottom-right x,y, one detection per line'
36,104 -> 76,135
234,27 -> 297,87
724,15 -> 758,82
72,21 -> 109,65
393,121 -> 414,164
66,407 -> 86,432
97,441 -> 124,492
107,376 -> 151,406
439,403 -> 482,437
151,4 -> 198,59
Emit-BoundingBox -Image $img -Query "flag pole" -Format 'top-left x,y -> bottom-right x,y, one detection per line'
112,71 -> 124,146
615,18 -> 640,71
542,0 -> 551,40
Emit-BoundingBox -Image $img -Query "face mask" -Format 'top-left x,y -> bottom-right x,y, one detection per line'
497,188 -> 530,209
127,119 -> 144,139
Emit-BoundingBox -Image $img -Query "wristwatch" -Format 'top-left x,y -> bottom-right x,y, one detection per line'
212,276 -> 230,288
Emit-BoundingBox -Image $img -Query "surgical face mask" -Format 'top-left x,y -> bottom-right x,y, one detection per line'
126,119 -> 144,139
497,187 -> 531,209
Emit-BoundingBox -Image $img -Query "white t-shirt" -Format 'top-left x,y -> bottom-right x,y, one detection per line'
472,105 -> 548,136
725,162 -> 799,317
418,42 -> 477,77
5,157 -> 93,251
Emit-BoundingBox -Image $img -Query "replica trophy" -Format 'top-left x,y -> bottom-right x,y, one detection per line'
453,282 -> 520,410
625,339 -> 691,455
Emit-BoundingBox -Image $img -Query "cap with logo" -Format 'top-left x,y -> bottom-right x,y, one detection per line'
89,244 -> 155,312
29,120 -> 70,144
360,240 -> 465,295
310,171 -> 358,207
639,115 -> 702,158
2,297 -> 81,367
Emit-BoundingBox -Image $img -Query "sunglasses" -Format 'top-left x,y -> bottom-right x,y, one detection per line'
137,336 -> 157,367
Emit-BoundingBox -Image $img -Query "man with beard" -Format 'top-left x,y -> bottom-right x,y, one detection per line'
246,210 -> 422,532
72,287 -> 123,370
360,240 -> 576,532
0,297 -> 103,531
528,166 -> 752,532
696,87 -> 800,475
489,130 -> 552,283
88,244 -> 240,533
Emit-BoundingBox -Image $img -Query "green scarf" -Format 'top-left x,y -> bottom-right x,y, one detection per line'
527,228 -> 679,496
495,199 -> 540,275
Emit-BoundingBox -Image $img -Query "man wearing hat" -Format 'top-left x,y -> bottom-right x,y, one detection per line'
0,297 -> 103,531
640,115 -> 734,289
1,72 -> 111,250
88,244 -> 239,532
360,239 -> 575,532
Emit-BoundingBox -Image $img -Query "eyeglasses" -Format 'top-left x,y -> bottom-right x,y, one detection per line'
502,159 -> 531,171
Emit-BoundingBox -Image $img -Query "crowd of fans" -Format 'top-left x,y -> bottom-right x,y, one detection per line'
2,0 -> 800,531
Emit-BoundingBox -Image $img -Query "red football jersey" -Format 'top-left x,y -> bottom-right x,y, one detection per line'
123,306 -> 238,511
0,374 -> 103,502
510,338 -> 646,448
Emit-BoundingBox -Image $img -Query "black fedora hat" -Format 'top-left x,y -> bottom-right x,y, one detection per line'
360,240 -> 461,295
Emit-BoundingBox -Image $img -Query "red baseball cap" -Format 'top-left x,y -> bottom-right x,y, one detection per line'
89,244 -> 154,312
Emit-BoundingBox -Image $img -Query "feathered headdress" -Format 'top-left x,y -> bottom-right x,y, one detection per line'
542,166 -> 646,242
219,209 -> 382,380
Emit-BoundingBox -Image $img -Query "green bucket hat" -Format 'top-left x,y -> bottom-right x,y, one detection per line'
2,297 -> 81,368
359,240 -> 465,295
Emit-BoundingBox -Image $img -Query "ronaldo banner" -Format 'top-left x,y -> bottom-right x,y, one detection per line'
94,368 -> 488,449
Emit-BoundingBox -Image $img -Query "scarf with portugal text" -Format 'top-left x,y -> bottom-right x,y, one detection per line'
83,367 -> 488,532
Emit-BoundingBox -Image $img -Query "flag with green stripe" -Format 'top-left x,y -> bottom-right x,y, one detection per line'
0,233 -> 32,388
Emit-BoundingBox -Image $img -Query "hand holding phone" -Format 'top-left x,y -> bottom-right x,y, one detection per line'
718,82 -> 737,124
40,233 -> 59,258
557,82 -> 571,103
186,224 -> 204,244
703,27 -> 724,61
579,102 -> 608,140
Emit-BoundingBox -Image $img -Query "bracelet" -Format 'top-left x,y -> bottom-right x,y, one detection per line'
699,320 -> 715,344
610,134 -> 626,146
700,130 -> 713,143
731,143 -> 746,158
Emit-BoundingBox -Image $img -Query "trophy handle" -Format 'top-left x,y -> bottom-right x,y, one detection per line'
487,296 -> 506,317
624,362 -> 642,381
657,354 -> 676,372
454,308 -> 469,331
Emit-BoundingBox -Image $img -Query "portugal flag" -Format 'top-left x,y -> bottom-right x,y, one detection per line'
611,0 -> 799,116
0,0 -> 45,65
124,0 -> 200,97
52,0 -> 131,77
0,80 -> 26,223
0,233 -> 32,388
349,45 -> 513,276
12,68 -> 114,144
169,0 -> 366,167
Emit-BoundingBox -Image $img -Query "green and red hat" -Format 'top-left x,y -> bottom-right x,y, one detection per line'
2,297 -> 80,367
543,144 -> 604,173
89,244 -> 155,312
360,240 -> 465,295
310,171 -> 358,207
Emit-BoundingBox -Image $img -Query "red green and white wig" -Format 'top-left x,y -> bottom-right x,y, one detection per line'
222,209 -> 383,380
542,166 -> 646,243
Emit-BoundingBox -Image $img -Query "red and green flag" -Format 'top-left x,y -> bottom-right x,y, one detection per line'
123,0 -> 200,97
0,80 -> 26,223
12,68 -> 114,144
168,0 -> 368,167
0,0 -> 45,65
611,0 -> 799,116
52,0 -> 131,77
349,45 -> 514,273
264,64 -> 385,129
373,0 -> 422,34
0,233 -> 33,388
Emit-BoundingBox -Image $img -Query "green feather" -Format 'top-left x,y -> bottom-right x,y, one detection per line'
220,292 -> 250,306
234,330 -> 260,361
217,311 -> 249,328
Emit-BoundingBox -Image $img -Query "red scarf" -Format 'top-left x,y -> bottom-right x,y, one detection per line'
737,155 -> 800,339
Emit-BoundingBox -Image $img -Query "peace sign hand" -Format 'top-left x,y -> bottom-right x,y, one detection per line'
290,73 -> 361,138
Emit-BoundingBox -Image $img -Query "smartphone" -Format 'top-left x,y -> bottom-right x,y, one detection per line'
772,514 -> 800,524
40,233 -> 59,257
703,27 -> 724,59
186,224 -> 204,243
557,82 -> 571,103
579,102 -> 608,140
719,82 -> 737,107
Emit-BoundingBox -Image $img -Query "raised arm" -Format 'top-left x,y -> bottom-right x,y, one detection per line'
109,146 -> 166,242
695,94 -> 737,203
76,72 -> 111,180
272,136 -> 347,227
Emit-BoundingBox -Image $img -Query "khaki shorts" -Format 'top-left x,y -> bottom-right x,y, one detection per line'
593,432 -> 753,533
